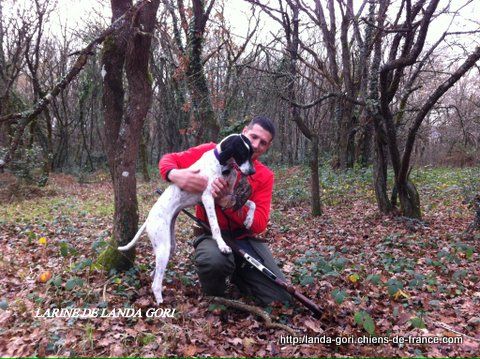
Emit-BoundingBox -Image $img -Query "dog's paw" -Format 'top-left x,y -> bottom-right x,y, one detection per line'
154,294 -> 164,304
218,242 -> 232,254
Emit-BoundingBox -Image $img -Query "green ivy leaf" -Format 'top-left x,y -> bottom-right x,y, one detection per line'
366,274 -> 381,285
208,304 -> 226,312
465,247 -> 474,259
300,276 -> 314,286
72,258 -> 93,272
354,311 -> 376,335
65,277 -> 84,290
453,269 -> 467,282
332,289 -> 347,304
410,317 -> 426,329
49,276 -> 63,288
92,239 -> 107,251
59,242 -> 69,257
387,278 -> 403,297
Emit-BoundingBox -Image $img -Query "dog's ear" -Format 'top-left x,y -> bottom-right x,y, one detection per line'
240,134 -> 253,154
218,135 -> 237,164
218,147 -> 232,165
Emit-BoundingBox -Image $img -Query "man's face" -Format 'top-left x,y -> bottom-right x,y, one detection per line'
242,124 -> 272,160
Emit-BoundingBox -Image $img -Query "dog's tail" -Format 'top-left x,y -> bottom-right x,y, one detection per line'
118,222 -> 147,251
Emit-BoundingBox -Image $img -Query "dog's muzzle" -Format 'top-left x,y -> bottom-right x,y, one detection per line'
239,161 -> 255,176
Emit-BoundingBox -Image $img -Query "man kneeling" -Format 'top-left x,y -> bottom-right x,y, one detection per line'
159,116 -> 291,305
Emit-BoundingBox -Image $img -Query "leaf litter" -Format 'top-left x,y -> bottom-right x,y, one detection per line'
0,168 -> 479,357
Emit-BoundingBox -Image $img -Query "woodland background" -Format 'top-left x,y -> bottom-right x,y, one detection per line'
0,0 -> 479,357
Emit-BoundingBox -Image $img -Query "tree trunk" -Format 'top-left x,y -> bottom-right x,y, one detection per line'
0,2 -> 4,149
345,113 -> 357,168
310,136 -> 322,216
101,0 -> 159,271
333,104 -> 357,170
394,45 -> 480,219
373,126 -> 392,213
102,0 -> 134,270
368,0 -> 392,214
357,118 -> 373,167
186,0 -> 219,144
140,131 -> 150,182
397,181 -> 421,218
286,2 -> 322,216
355,1 -> 375,168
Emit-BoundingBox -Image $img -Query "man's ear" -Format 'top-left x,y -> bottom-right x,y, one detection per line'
265,139 -> 272,149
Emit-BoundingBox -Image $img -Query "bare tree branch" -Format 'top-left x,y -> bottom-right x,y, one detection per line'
400,45 -> 480,183
0,0 -> 154,170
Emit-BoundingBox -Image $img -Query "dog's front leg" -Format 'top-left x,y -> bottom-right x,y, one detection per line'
201,193 -> 232,254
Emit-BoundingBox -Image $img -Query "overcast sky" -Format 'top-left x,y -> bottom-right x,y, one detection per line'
49,0 -> 258,39
6,0 -> 480,51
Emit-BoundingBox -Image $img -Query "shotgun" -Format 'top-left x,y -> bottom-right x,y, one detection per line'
155,189 -> 322,318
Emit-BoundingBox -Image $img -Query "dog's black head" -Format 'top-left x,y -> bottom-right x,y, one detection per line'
217,134 -> 255,176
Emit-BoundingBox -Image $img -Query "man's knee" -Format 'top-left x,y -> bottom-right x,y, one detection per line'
193,236 -> 235,296
194,236 -> 235,276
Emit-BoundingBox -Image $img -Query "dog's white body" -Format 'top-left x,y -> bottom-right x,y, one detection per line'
118,138 -> 255,304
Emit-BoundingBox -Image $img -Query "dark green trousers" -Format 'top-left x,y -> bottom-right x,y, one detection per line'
194,235 -> 292,305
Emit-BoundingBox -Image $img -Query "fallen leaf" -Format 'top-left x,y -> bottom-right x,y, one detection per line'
243,337 -> 256,349
348,273 -> 360,283
268,342 -> 279,356
135,297 -> 151,308
38,271 -> 52,283
109,344 -> 124,357
304,318 -> 323,333
467,317 -> 480,326
393,289 -> 410,301
228,337 -> 243,346
182,344 -> 198,356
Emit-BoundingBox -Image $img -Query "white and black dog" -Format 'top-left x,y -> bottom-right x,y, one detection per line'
118,134 -> 256,304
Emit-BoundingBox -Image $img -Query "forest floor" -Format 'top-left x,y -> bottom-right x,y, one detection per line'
0,166 -> 479,357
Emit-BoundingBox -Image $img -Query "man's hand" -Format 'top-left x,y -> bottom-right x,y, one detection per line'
168,168 -> 208,193
211,178 -> 235,208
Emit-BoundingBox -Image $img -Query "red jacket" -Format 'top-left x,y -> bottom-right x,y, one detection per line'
159,142 -> 274,234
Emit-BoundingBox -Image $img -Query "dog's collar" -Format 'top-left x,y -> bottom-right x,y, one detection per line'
214,148 -> 221,163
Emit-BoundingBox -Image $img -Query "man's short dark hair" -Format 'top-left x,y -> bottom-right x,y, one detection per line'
248,115 -> 276,140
